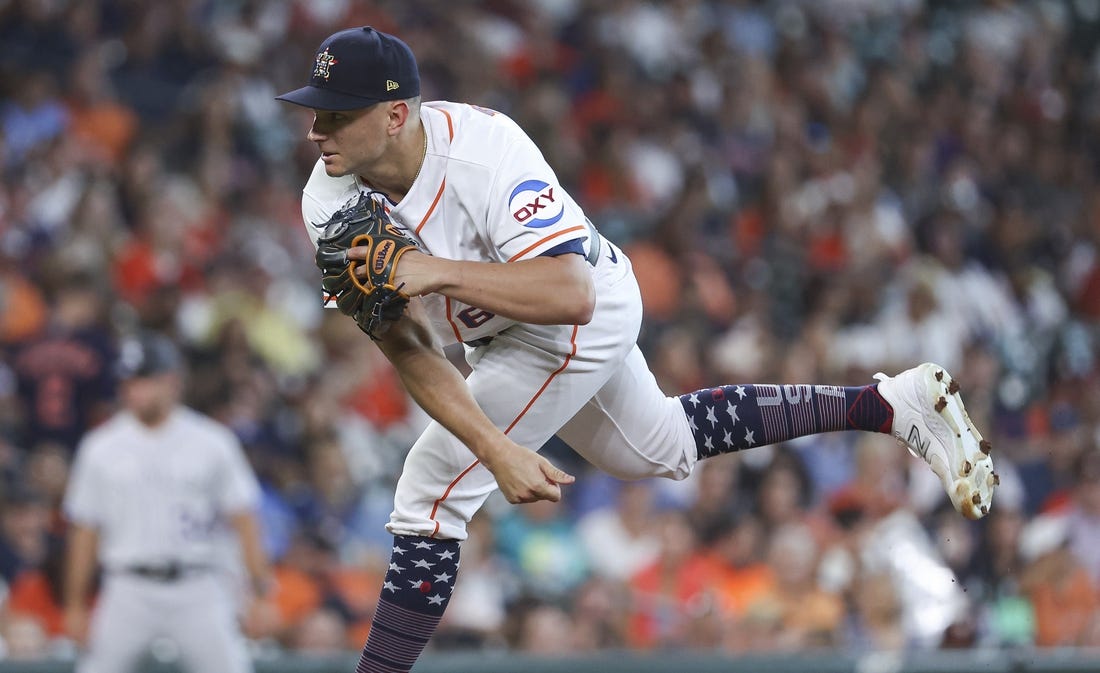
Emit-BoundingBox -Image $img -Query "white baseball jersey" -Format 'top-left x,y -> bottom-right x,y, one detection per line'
301,102 -> 697,540
303,101 -> 603,347
65,407 -> 261,569
65,406 -> 260,673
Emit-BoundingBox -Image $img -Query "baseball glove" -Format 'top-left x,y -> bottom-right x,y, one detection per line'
314,193 -> 418,339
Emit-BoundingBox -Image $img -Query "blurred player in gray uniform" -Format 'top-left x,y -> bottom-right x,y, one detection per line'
62,332 -> 271,673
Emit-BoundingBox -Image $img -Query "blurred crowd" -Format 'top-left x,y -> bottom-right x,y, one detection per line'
1,0 -> 1100,663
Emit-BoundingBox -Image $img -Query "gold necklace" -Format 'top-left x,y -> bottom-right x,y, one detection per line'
412,127 -> 427,183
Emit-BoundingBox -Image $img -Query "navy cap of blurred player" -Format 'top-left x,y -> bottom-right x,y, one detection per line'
276,26 -> 420,111
116,332 -> 183,380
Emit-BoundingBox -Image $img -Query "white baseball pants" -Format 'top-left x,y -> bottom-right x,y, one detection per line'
78,572 -> 251,673
388,246 -> 697,541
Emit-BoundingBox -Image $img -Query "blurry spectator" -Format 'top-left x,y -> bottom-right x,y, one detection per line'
824,437 -> 967,648
64,47 -> 138,167
288,608 -> 348,655
10,276 -> 116,452
569,577 -> 630,651
577,480 -> 659,582
823,435 -> 907,523
1064,449 -> 1100,585
699,511 -> 775,622
846,572 -> 906,652
737,522 -> 843,652
1,70 -> 67,167
871,504 -> 969,649
754,453 -> 834,544
791,433 -> 860,510
0,612 -> 49,660
1016,403 -> 1090,515
819,484 -> 878,615
436,511 -> 512,650
933,502 -> 979,583
1019,513 -> 1098,647
0,259 -> 46,346
251,453 -> 305,565
322,547 -> 386,650
966,506 -> 1035,648
677,454 -> 746,530
626,510 -> 719,650
296,435 -> 385,563
920,211 -> 1020,356
23,442 -> 70,525
0,488 -> 51,586
648,326 -> 708,396
878,265 -> 968,373
495,498 -> 589,603
2,535 -> 68,643
110,189 -> 216,319
510,600 -> 578,655
253,523 -> 384,651
257,531 -> 329,645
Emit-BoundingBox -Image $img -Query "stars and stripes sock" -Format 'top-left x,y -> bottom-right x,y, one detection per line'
355,535 -> 460,673
679,384 -> 893,460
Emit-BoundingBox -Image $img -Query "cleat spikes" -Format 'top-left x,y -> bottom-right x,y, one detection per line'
874,363 -> 996,521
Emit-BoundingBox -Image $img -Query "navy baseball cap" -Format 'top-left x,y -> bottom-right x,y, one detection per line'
116,332 -> 183,379
276,27 -> 420,111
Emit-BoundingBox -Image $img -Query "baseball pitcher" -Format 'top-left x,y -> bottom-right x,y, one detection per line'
276,27 -> 997,673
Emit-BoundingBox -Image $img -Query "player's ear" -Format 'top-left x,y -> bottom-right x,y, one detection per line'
386,100 -> 410,135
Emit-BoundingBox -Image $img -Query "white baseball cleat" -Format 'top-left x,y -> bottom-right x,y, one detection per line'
874,363 -> 998,520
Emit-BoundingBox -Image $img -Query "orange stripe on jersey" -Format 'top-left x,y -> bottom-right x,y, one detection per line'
415,178 -> 446,235
427,324 -> 581,538
443,297 -> 463,344
438,107 -> 454,141
503,324 -> 579,433
429,459 -> 482,538
506,225 -> 585,263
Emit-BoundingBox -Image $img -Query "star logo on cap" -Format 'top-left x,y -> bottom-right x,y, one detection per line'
313,48 -> 338,81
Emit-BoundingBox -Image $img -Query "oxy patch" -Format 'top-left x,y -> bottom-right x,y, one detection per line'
508,179 -> 564,228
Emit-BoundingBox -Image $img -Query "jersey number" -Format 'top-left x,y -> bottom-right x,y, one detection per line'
457,307 -> 495,328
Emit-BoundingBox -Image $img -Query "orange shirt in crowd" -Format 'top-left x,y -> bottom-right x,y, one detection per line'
6,571 -> 64,637
627,554 -> 718,649
705,558 -> 776,619
66,101 -> 138,166
1028,563 -> 1098,647
268,565 -> 323,631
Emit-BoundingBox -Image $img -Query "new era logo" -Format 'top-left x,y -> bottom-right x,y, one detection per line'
386,79 -> 399,92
